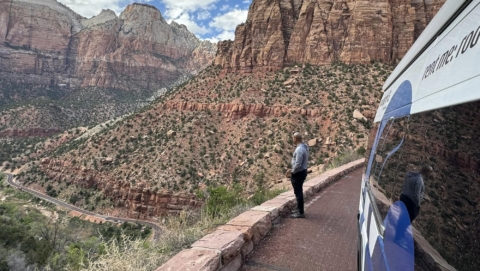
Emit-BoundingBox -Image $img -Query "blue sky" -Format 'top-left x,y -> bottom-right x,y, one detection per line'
58,0 -> 251,42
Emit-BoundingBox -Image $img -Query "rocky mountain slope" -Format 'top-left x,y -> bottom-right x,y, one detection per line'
14,0 -> 445,220
0,0 -> 215,90
215,0 -> 444,72
0,0 -> 215,134
17,62 -> 392,219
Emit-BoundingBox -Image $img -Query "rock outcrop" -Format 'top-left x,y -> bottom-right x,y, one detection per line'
215,0 -> 445,72
0,128 -> 62,137
0,0 -> 216,90
162,101 -> 320,119
41,159 -> 201,218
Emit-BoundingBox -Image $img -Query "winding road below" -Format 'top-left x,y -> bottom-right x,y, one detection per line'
1,172 -> 162,240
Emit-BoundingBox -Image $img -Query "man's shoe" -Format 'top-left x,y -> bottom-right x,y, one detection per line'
290,213 -> 305,218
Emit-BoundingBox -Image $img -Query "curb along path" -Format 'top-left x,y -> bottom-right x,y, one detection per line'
157,159 -> 365,271
2,172 -> 162,239
243,167 -> 364,271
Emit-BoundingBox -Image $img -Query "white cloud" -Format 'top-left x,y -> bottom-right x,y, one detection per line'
173,13 -> 210,35
197,11 -> 211,20
161,0 -> 219,12
164,6 -> 185,19
204,8 -> 248,42
160,0 -> 221,36
58,0 -> 153,18
206,30 -> 236,43
220,4 -> 229,11
60,0 -> 249,41
209,9 -> 248,32
58,0 -> 124,18
216,30 -> 235,40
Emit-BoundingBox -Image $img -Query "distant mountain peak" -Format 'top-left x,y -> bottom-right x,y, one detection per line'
120,2 -> 166,24
81,9 -> 118,28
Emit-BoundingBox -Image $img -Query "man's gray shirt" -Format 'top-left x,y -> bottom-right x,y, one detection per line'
401,172 -> 425,206
291,143 -> 309,174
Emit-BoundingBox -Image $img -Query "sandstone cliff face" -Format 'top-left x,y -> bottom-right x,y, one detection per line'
0,0 -> 215,90
215,0 -> 445,72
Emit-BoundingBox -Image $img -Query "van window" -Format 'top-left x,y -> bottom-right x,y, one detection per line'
368,100 -> 480,271
404,100 -> 480,271
368,116 -> 410,219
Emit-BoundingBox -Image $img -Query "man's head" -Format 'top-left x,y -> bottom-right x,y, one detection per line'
293,132 -> 303,145
420,165 -> 433,179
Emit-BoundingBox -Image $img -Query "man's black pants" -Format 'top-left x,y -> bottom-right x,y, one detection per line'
291,169 -> 307,214
400,194 -> 420,222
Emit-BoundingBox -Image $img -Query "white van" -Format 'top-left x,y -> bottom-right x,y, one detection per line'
358,0 -> 480,270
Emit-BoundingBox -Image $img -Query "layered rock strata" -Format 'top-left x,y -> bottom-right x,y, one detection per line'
162,101 -> 321,119
0,0 -> 216,90
0,128 -> 62,137
41,158 -> 201,219
215,0 -> 445,72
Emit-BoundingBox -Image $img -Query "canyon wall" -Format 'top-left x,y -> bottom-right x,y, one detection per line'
214,0 -> 446,72
162,101 -> 321,119
0,0 -> 216,91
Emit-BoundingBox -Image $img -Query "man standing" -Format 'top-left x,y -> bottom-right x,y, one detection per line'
286,132 -> 309,218
400,165 -> 433,222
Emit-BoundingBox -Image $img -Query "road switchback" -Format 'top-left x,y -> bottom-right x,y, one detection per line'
2,172 -> 162,240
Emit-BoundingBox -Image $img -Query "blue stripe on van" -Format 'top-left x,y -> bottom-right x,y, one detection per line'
366,206 -> 373,240
364,243 -> 374,271
383,201 -> 415,271
384,80 -> 413,117
372,236 -> 390,271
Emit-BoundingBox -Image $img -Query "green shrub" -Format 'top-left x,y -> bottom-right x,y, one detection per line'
204,185 -> 244,218
356,146 -> 367,156
327,150 -> 364,170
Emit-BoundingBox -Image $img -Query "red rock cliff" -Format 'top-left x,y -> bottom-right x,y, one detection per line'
0,0 -> 216,90
214,0 -> 445,72
41,159 -> 201,219
162,100 -> 320,119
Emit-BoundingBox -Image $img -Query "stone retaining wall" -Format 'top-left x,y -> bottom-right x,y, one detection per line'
156,159 -> 365,271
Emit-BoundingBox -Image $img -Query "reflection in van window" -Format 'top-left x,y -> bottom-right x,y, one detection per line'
369,117 -> 409,220
369,100 -> 480,271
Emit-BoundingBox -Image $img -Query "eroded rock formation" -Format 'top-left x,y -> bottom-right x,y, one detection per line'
215,0 -> 445,72
162,101 -> 320,119
0,0 -> 216,90
0,128 -> 62,137
41,159 -> 201,218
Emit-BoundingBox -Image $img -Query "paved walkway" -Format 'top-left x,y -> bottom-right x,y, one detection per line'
242,168 -> 363,271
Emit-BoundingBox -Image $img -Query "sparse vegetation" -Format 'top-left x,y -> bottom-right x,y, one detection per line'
0,79 -> 165,133
0,178 -> 150,271
3,62 -> 392,270
85,182 -> 283,271
16,63 -> 391,210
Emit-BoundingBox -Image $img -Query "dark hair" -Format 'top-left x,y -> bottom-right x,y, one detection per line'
420,165 -> 433,175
